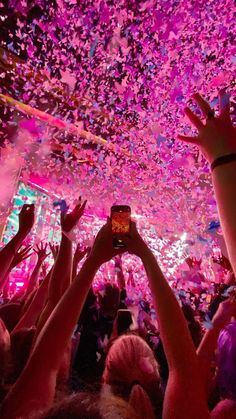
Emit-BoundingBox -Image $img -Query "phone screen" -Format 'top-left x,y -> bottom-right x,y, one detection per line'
111,206 -> 131,234
111,205 -> 131,248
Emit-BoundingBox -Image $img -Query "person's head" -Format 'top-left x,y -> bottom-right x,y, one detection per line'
99,284 -> 120,318
0,303 -> 22,332
217,321 -> 236,400
115,309 -> 133,336
37,391 -> 139,419
103,334 -> 161,415
78,287 -> 97,325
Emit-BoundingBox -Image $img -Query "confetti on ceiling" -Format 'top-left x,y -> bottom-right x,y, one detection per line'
0,0 -> 235,252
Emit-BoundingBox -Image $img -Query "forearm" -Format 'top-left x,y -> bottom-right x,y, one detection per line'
25,261 -> 42,297
13,272 -> 51,333
212,162 -> 236,275
1,272 -> 10,298
2,276 -> 10,300
48,234 -> 72,304
197,326 -> 221,386
141,249 -> 198,374
34,256 -> 99,367
0,231 -> 26,289
141,249 -> 209,418
117,267 -> 126,289
72,259 -> 79,280
37,235 -> 72,334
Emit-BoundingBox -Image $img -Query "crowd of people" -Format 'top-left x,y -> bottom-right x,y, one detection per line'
0,90 -> 236,418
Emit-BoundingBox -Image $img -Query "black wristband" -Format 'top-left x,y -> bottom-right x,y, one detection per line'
211,153 -> 236,172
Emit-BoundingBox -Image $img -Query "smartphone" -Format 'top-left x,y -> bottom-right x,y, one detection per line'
111,205 -> 131,248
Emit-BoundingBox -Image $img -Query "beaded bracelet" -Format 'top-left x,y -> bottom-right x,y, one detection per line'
211,153 -> 236,172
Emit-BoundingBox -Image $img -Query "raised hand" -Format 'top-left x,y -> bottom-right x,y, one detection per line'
122,221 -> 150,258
0,204 -> 34,289
49,243 -> 59,261
178,90 -> 236,163
10,245 -> 32,269
40,262 -> 48,279
212,253 -> 232,271
89,219 -> 125,265
185,256 -> 202,270
73,243 -> 90,264
18,204 -> 35,235
61,197 -> 87,235
34,242 -> 50,263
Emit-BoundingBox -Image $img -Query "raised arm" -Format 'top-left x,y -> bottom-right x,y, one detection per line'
12,267 -> 53,333
114,255 -> 126,289
178,90 -> 236,273
36,200 -> 86,334
123,223 -> 209,419
0,221 -> 123,419
1,245 -> 32,301
0,204 -> 35,290
72,243 -> 89,280
24,243 -> 49,299
49,198 -> 86,301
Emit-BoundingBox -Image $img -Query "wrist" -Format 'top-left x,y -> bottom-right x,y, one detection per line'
203,143 -> 236,166
137,246 -> 154,261
85,254 -> 102,270
210,153 -> 236,172
62,232 -> 72,243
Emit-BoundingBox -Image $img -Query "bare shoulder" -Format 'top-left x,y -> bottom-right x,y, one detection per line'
211,399 -> 236,419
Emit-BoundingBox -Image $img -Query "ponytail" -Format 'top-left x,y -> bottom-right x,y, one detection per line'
129,384 -> 155,419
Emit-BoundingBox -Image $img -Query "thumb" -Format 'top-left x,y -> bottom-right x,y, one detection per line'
121,234 -> 132,249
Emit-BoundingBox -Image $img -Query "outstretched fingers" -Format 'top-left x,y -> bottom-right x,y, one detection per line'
177,134 -> 200,144
19,245 -> 32,256
192,93 -> 212,118
73,199 -> 87,219
184,107 -> 204,130
219,89 -> 231,120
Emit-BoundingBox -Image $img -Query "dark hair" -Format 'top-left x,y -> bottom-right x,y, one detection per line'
116,310 -> 133,336
0,304 -> 22,332
99,284 -> 120,317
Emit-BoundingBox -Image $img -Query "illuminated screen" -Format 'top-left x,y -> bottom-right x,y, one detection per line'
111,210 -> 131,234
3,181 -> 61,244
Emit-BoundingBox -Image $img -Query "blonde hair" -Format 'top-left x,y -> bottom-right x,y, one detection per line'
103,334 -> 161,417
129,384 -> 155,419
103,334 -> 160,386
36,391 -> 139,419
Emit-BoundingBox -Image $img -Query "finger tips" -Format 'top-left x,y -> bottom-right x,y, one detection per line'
183,106 -> 191,115
191,92 -> 201,101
